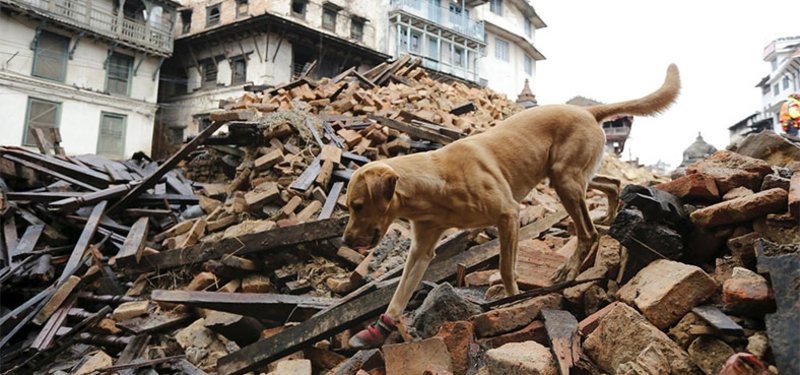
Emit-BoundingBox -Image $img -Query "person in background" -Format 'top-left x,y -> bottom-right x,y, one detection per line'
779,93 -> 800,136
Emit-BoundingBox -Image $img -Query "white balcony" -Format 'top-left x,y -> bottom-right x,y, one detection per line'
389,0 -> 484,41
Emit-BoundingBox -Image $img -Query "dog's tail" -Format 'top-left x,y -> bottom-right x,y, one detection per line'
587,64 -> 680,122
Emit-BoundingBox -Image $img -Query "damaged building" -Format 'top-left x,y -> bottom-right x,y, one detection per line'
0,0 -> 179,158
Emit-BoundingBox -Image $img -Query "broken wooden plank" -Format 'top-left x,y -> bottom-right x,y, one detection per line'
10,224 -> 43,264
289,156 -> 322,191
115,217 -> 150,266
319,182 -> 344,220
449,102 -> 477,115
151,290 -> 334,320
108,120 -> 226,214
3,215 -> 19,259
59,201 -> 106,283
116,311 -> 192,335
216,280 -> 397,375
368,115 -> 454,145
130,216 -> 348,272
33,275 -> 81,325
48,183 -> 137,212
541,309 -> 581,375
112,334 -> 152,375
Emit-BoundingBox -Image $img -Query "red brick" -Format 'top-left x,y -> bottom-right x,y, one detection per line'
470,294 -> 562,338
617,260 -> 717,329
578,302 -> 623,336
690,188 -> 788,228
722,186 -> 754,201
463,269 -> 497,287
686,151 -> 773,194
655,173 -> 720,202
434,321 -> 476,375
722,267 -> 775,315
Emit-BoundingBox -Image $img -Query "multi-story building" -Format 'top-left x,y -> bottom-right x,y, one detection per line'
157,0 -> 390,144
756,36 -> 800,130
383,0 -> 545,99
158,0 -> 546,145
0,0 -> 179,158
473,0 -> 544,99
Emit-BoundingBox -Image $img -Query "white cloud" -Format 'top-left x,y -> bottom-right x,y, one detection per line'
533,1 -> 798,169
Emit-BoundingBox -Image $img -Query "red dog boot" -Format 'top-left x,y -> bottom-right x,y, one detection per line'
348,314 -> 396,349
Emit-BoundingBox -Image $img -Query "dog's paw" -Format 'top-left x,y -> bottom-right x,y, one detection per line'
551,262 -> 579,283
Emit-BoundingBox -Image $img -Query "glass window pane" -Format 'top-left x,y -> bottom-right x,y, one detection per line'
97,113 -> 126,157
32,32 -> 69,81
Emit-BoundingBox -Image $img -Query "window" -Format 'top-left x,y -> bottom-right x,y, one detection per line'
770,58 -> 778,71
106,52 -> 133,96
524,55 -> 532,75
291,0 -> 307,18
783,76 -> 790,90
236,0 -> 248,18
206,4 -> 220,27
201,59 -> 217,87
453,47 -> 464,67
196,114 -> 212,131
410,31 -> 421,53
773,83 -> 779,96
322,7 -> 337,31
97,113 -> 126,158
427,36 -> 438,59
495,37 -> 509,61
31,31 -> 69,82
230,56 -> 246,84
351,18 -> 364,41
23,98 -> 61,146
524,17 -> 532,38
489,0 -> 502,15
181,10 -> 192,34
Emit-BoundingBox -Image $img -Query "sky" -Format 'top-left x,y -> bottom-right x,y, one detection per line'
532,1 -> 799,169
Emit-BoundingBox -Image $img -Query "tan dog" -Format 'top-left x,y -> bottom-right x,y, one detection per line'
343,65 -> 680,348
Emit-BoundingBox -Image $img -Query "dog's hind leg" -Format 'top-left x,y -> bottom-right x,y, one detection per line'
551,175 -> 599,282
498,210 -> 521,297
588,175 -> 621,225
385,223 -> 445,319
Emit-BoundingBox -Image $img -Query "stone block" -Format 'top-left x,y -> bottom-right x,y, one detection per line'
412,283 -> 481,339
617,259 -> 717,329
583,303 -> 696,374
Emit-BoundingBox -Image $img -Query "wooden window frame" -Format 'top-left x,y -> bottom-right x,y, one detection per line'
22,97 -> 62,147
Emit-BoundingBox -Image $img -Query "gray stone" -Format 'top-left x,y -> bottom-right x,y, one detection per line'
413,283 -> 482,338
761,174 -> 791,191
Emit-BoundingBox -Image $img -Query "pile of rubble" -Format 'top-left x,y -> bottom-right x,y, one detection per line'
0,52 -> 798,375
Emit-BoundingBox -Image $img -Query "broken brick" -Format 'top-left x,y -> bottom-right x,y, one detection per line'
655,173 -> 720,202
722,267 -> 775,315
434,321 -> 476,375
617,259 -> 717,329
383,337 -> 452,375
690,188 -> 788,227
484,341 -> 557,375
470,293 -> 562,338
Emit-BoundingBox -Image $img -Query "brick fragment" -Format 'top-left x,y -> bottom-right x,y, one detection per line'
690,188 -> 788,227
435,321 -> 476,375
722,267 -> 775,315
485,341 -> 557,375
617,259 -> 717,329
470,294 -> 561,338
112,300 -> 150,321
686,150 -> 773,193
383,337 -> 452,375
655,173 -> 720,202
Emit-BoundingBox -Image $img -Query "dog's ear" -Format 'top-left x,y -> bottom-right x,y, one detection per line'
378,170 -> 399,201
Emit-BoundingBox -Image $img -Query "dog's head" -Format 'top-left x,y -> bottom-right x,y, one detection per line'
342,162 -> 399,250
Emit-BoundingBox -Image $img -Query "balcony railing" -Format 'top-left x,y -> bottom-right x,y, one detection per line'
389,0 -> 484,41
2,0 -> 173,55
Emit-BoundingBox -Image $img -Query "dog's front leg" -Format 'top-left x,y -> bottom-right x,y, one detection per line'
498,211 -> 521,296
385,223 -> 445,318
349,223 -> 444,349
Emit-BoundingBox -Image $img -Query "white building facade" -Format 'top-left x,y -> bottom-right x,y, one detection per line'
756,36 -> 800,130
0,0 -> 178,159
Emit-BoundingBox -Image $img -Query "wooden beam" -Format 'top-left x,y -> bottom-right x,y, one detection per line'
129,216 -> 348,272
319,182 -> 343,220
151,290 -> 334,320
367,115 -> 455,145
289,156 -> 322,192
59,201 -> 106,284
10,223 -> 43,262
108,120 -> 226,214
115,217 -> 150,266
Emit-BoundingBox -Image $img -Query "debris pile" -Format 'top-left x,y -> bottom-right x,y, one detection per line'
1,53 -> 798,375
